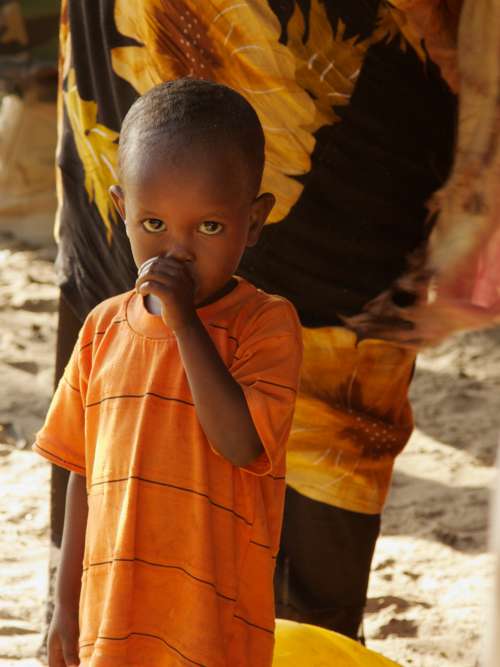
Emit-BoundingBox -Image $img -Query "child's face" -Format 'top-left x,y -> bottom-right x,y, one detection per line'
111,141 -> 273,306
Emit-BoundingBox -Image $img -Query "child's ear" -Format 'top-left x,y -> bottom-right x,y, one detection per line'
247,193 -> 275,247
109,185 -> 126,222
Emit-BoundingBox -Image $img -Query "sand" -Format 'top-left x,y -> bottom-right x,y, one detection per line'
0,231 -> 497,666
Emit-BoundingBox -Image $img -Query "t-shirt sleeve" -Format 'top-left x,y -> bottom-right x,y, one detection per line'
32,331 -> 88,475
228,299 -> 302,476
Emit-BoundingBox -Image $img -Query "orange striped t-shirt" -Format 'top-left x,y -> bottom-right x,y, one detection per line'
34,278 -> 302,667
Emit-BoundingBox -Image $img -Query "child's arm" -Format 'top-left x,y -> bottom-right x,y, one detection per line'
137,259 -> 263,467
175,318 -> 263,466
48,471 -> 88,667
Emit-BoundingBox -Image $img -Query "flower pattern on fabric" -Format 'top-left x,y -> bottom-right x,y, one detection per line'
111,0 -> 317,223
288,325 -> 415,512
109,0 -> 426,226
62,69 -> 120,241
56,0 -> 429,239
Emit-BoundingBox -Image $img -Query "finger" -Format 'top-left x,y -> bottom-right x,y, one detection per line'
138,255 -> 187,278
135,272 -> 182,296
137,266 -> 184,291
137,255 -> 161,275
139,264 -> 186,283
136,267 -> 195,296
137,280 -> 175,304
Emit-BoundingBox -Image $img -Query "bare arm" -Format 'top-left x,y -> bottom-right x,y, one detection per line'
175,315 -> 263,467
56,471 -> 88,611
48,471 -> 88,666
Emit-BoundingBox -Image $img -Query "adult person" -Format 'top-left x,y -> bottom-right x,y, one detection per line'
51,0 -> 460,643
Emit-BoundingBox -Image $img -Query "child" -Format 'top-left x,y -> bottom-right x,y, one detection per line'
34,79 -> 302,666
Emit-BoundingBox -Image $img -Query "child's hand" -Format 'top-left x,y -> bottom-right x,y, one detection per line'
47,605 -> 80,666
136,256 -> 197,332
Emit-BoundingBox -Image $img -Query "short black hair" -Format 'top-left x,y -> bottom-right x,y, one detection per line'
118,78 -> 265,194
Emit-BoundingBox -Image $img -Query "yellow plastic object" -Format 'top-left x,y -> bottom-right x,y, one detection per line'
273,619 -> 402,667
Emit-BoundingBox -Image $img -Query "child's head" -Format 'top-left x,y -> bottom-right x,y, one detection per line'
110,79 -> 275,305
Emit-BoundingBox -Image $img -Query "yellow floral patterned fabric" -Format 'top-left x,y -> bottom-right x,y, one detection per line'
62,0 -> 425,236
56,1 -> 455,513
289,327 -> 415,512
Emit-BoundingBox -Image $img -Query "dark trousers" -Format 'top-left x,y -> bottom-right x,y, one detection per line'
275,486 -> 381,640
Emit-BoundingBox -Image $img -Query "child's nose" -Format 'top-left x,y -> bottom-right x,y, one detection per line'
165,240 -> 194,263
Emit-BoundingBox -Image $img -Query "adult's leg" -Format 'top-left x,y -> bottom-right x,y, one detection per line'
275,486 -> 381,640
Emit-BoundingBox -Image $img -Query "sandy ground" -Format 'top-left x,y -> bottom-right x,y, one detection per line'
0,231 -> 497,666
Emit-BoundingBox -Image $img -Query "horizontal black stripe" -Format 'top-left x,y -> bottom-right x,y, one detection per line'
249,539 -> 271,550
63,376 -> 80,393
80,318 -> 127,351
80,619 -> 272,656
267,474 -> 286,481
208,323 -> 239,346
79,632 -> 205,666
34,443 -> 85,471
256,378 -> 297,393
234,614 -> 274,635
90,475 -> 253,526
86,392 -> 194,409
83,557 -> 236,602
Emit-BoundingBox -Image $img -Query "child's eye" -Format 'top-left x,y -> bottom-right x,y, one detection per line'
142,219 -> 166,233
199,221 -> 223,236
